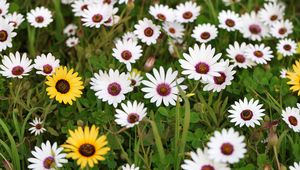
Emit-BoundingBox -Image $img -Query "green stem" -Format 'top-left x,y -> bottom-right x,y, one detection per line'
27,26 -> 36,57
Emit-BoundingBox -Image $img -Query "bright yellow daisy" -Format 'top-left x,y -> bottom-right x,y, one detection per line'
62,125 -> 110,169
287,60 -> 300,96
45,66 -> 84,105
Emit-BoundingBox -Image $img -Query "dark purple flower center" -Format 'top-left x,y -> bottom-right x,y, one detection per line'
43,156 -> 55,169
127,113 -> 140,123
156,13 -> 166,21
121,50 -> 132,60
195,62 -> 209,74
144,27 -> 154,37
288,116 -> 298,126
35,16 -> 44,23
201,165 -> 215,170
225,19 -> 235,27
213,72 -> 226,85
107,82 -> 122,96
92,14 -> 103,23
11,66 -> 24,76
156,83 -> 171,96
240,109 -> 253,121
43,64 -> 53,74
235,54 -> 246,63
182,11 -> 193,19
249,24 -> 261,34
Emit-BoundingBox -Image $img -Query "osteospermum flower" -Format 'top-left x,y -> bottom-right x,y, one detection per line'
175,1 -> 201,23
287,60 -> 300,96
28,117 -> 46,136
4,12 -> 25,28
62,125 -> 110,169
280,68 -> 288,78
289,162 -> 300,170
238,12 -> 269,41
45,66 -> 84,105
71,0 -> 94,16
33,53 -> 60,76
258,2 -> 284,26
0,18 -> 17,51
228,98 -> 265,127
28,141 -> 67,170
27,7 -> 53,28
222,0 -> 241,6
179,43 -> 225,82
218,10 -> 240,32
149,4 -> 175,22
115,100 -> 147,128
81,3 -> 113,28
0,0 -> 9,17
61,0 -> 74,5
162,22 -> 184,39
276,38 -> 297,57
270,19 -> 293,39
192,23 -> 218,43
122,164 -> 140,170
207,128 -> 247,164
0,52 -> 32,78
104,15 -> 120,27
128,69 -> 143,87
90,69 -> 133,107
63,23 -> 78,36
202,60 -> 236,92
134,18 -> 161,45
181,148 -> 230,170
66,37 -> 79,47
141,67 -> 187,106
122,31 -> 138,43
282,107 -> 300,132
226,42 -> 255,69
112,39 -> 142,71
245,44 -> 274,64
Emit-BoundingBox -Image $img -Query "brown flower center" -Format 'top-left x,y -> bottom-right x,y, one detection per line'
79,144 -> 96,157
121,50 -> 132,60
195,62 -> 209,74
156,13 -> 166,21
201,165 -> 215,170
182,11 -> 193,19
254,50 -> 263,58
270,15 -> 278,21
55,79 -> 70,94
169,28 -> 176,34
131,79 -> 137,86
288,116 -> 298,126
278,27 -> 287,35
240,109 -> 253,121
0,30 -> 8,42
221,143 -> 234,155
127,113 -> 140,123
144,27 -> 154,37
107,82 -> 122,96
92,14 -> 103,23
225,19 -> 235,27
11,66 -> 24,76
35,123 -> 42,129
81,4 -> 88,11
200,32 -> 211,40
43,156 -> 55,169
156,83 -> 171,96
283,44 -> 291,51
43,64 -> 53,74
213,72 -> 226,85
35,16 -> 44,23
249,24 -> 261,34
235,54 -> 245,63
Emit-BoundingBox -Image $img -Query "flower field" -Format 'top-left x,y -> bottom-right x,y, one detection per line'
0,0 -> 300,169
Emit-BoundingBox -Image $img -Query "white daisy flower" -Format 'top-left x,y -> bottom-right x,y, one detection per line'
100,0 -> 117,5
162,22 -> 184,39
104,15 -> 120,27
207,128 -> 247,164
81,3 -> 113,28
112,39 -> 142,71
0,18 -> 17,51
222,0 -> 241,6
192,23 -> 218,43
238,12 -> 269,41
141,67 -> 187,107
4,12 -> 25,29
63,23 -> 78,36
181,148 -> 230,170
115,100 -> 147,128
245,44 -> 274,64
218,10 -> 240,32
0,52 -> 33,78
33,53 -> 60,76
122,31 -> 138,43
149,4 -> 175,22
121,164 -> 140,170
276,38 -> 297,57
175,1 -> 201,23
28,141 -> 68,170
0,0 -> 9,17
71,0 -> 94,16
61,0 -> 74,5
228,98 -> 265,128
203,60 -> 236,92
179,43 -> 226,82
118,0 -> 134,4
282,107 -> 300,132
90,69 -> 133,107
28,117 -> 46,136
128,69 -> 143,87
66,36 -> 79,47
134,18 -> 161,46
226,42 -> 255,69
27,6 -> 53,28
270,19 -> 293,39
258,2 -> 284,26
289,162 -> 300,170
280,68 -> 287,78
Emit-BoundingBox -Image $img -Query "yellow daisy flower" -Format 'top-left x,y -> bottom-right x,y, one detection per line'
45,66 -> 84,105
287,60 -> 300,95
62,125 -> 110,169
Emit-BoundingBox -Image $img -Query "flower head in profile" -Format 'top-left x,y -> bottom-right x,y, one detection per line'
45,66 -> 84,105
62,125 -> 110,169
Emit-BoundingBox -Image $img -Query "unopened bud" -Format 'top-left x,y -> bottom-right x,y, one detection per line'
144,56 -> 156,72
